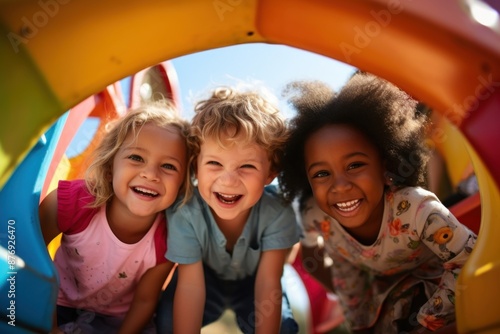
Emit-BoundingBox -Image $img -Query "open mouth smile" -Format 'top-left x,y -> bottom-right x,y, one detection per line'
215,192 -> 242,204
335,199 -> 361,212
132,186 -> 159,197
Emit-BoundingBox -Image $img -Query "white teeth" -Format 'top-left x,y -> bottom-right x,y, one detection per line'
337,199 -> 358,208
336,199 -> 360,212
217,193 -> 241,204
219,193 -> 238,200
134,187 -> 158,196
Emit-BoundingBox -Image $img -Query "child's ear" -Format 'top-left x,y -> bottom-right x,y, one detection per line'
265,170 -> 278,185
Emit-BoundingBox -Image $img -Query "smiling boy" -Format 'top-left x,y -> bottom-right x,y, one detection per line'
156,86 -> 300,334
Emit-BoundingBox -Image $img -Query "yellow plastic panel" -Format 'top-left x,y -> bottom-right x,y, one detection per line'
456,143 -> 500,333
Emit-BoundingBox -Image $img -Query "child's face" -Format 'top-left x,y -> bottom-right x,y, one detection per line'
304,124 -> 386,235
196,134 -> 275,224
110,123 -> 187,219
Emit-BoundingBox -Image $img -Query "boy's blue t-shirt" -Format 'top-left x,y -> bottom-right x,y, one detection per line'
165,186 -> 301,280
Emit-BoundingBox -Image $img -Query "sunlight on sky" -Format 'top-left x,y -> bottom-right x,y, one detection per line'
171,43 -> 356,120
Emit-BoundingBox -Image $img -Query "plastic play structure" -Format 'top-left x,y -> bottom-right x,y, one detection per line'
1,0 -> 500,333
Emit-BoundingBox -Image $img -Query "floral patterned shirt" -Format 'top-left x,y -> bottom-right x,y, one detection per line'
301,186 -> 476,332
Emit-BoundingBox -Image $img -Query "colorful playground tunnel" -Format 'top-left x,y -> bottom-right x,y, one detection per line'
1,1 -> 500,333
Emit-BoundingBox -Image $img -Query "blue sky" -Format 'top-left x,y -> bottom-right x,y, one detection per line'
171,43 -> 356,119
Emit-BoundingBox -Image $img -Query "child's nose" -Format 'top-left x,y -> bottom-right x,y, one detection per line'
218,170 -> 238,186
140,165 -> 160,181
330,174 -> 352,192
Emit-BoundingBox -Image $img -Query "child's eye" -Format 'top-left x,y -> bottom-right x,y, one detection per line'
128,154 -> 143,162
161,163 -> 177,171
312,170 -> 329,178
348,162 -> 366,170
240,164 -> 256,169
207,161 -> 221,166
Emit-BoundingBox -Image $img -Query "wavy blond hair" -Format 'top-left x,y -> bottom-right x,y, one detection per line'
189,86 -> 288,174
84,100 -> 193,207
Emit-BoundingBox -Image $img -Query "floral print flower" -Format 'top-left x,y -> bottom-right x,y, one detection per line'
338,246 -> 349,258
433,227 -> 453,244
420,314 -> 446,331
396,200 -> 411,215
389,218 -> 409,236
314,217 -> 334,240
430,296 -> 444,313
361,248 -> 378,259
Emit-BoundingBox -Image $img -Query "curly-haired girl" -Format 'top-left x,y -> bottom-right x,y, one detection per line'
279,72 -> 476,333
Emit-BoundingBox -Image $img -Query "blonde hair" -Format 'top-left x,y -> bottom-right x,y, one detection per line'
84,100 -> 193,207
189,86 -> 288,173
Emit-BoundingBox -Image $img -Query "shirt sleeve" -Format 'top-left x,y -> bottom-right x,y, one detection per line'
262,200 -> 300,251
57,179 -> 99,234
154,212 -> 168,265
165,206 -> 203,264
414,197 -> 477,329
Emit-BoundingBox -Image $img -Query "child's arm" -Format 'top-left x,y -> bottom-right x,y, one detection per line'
414,198 -> 477,332
38,189 -> 62,245
255,248 -> 289,334
173,261 -> 205,334
39,189 -> 63,332
119,261 -> 175,334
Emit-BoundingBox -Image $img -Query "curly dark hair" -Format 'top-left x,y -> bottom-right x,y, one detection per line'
279,72 -> 430,203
